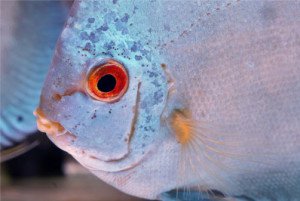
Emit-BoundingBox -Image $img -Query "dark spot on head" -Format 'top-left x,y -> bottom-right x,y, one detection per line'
83,42 -> 92,52
104,41 -> 115,50
89,32 -> 99,43
17,116 -> 23,122
98,23 -> 109,31
140,48 -> 149,56
121,13 -> 130,23
146,115 -> 151,123
151,80 -> 161,87
130,42 -> 138,52
135,55 -> 142,61
154,90 -> 164,103
80,31 -> 89,40
91,111 -> 97,119
161,63 -> 166,68
148,71 -> 158,78
88,18 -> 95,23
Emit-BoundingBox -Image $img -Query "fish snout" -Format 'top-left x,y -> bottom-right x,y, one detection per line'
34,108 -> 67,136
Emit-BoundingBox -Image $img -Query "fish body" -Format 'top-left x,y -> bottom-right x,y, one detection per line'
35,1 -> 300,200
0,1 -> 68,154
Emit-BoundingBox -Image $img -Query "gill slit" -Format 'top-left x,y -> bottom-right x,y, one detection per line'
127,81 -> 141,142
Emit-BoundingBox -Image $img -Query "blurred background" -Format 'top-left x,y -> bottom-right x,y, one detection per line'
1,137 -> 146,201
0,1 -> 147,200
1,135 -> 145,201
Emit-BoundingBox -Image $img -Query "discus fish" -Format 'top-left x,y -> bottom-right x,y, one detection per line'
35,1 -> 300,200
0,1 -> 68,160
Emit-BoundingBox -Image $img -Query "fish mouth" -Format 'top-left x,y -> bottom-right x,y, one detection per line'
34,108 -> 69,136
34,108 -> 78,148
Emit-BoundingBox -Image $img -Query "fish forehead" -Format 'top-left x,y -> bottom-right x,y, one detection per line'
54,0 -> 238,64
44,0 -> 236,93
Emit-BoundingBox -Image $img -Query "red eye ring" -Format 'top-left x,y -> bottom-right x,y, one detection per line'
86,60 -> 128,102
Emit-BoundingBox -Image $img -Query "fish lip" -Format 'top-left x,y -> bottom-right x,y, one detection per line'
34,108 -> 68,136
34,108 -> 78,147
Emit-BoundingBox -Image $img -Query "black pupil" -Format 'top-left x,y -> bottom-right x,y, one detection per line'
97,74 -> 116,92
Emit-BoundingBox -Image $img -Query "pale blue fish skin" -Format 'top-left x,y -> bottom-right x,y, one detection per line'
36,0 -> 300,200
0,1 -> 68,148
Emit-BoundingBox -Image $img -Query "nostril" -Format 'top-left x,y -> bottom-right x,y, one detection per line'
52,93 -> 62,101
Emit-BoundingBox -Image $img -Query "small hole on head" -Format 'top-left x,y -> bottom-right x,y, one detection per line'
97,74 -> 116,92
17,116 -> 23,122
53,93 -> 62,101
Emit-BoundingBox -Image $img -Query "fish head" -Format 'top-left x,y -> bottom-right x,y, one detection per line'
35,1 -> 171,173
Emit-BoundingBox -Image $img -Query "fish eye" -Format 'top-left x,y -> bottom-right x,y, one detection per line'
86,60 -> 128,102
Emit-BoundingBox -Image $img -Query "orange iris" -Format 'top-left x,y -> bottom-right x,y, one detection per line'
86,60 -> 128,102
